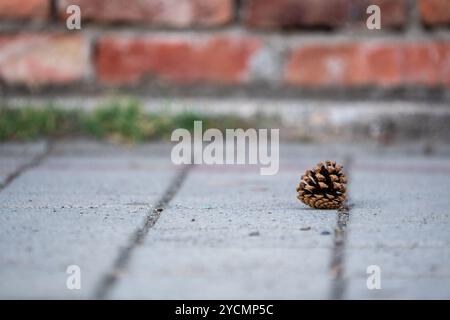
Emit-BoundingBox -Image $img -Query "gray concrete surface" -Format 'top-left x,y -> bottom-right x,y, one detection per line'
345,157 -> 450,299
110,169 -> 336,299
1,141 -> 450,299
0,141 -> 177,299
0,142 -> 47,187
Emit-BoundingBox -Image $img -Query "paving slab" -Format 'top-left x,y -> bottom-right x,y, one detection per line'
0,141 -> 176,299
345,156 -> 450,299
110,154 -> 340,299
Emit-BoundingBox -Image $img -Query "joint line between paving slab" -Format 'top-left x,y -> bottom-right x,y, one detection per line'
93,164 -> 192,299
329,155 -> 352,300
0,141 -> 53,192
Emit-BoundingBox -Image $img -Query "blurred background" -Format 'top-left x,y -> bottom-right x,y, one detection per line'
1,0 -> 450,300
0,0 -> 450,145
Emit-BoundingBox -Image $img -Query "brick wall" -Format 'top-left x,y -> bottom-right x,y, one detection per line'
0,0 -> 449,94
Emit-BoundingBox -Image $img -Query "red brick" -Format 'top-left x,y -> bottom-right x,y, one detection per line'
243,0 -> 348,29
419,0 -> 450,26
349,0 -> 406,28
284,44 -> 364,86
362,44 -> 402,86
95,36 -> 261,85
284,42 -> 450,88
0,34 -> 89,86
244,0 -> 406,29
400,44 -> 441,85
435,43 -> 450,86
58,0 -> 233,27
0,0 -> 49,20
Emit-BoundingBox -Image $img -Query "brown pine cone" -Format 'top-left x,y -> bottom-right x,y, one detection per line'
296,160 -> 347,209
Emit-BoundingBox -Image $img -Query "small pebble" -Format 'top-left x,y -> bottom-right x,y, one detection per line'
300,227 -> 311,231
321,230 -> 331,235
249,231 -> 260,236
191,218 -> 195,222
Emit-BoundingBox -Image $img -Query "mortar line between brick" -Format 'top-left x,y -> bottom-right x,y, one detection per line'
49,0 -> 59,23
93,164 -> 192,299
0,141 -> 53,193
329,155 -> 353,300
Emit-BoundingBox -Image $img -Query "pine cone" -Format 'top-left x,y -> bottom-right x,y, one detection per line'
296,160 -> 347,209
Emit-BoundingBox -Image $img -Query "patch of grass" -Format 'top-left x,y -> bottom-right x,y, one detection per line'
0,98 -> 281,143
0,105 -> 81,141
83,98 -> 151,143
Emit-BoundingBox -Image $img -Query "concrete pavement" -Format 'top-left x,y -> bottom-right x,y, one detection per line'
0,141 -> 450,299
